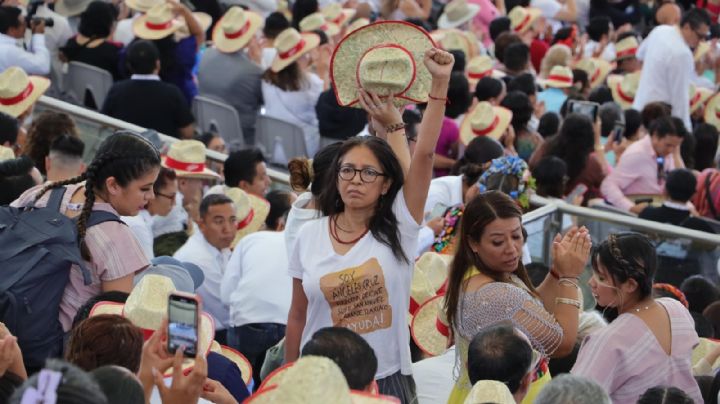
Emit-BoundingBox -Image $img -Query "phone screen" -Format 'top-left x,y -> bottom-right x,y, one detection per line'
612,123 -> 625,144
569,101 -> 599,121
168,295 -> 199,357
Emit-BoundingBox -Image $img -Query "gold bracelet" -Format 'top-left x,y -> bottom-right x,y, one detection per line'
555,297 -> 581,309
558,278 -> 580,289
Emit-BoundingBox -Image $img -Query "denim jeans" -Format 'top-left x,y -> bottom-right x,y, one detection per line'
227,323 -> 286,390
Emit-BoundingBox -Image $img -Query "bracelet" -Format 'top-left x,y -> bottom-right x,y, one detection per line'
428,94 -> 450,104
555,297 -> 581,309
558,278 -> 580,290
550,268 -> 579,281
385,122 -> 406,133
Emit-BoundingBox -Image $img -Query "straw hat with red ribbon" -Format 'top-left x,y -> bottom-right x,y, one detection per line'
460,101 -> 513,144
465,55 -> 504,85
300,12 -> 340,36
574,58 -> 611,89
411,295 -> 451,357
271,28 -> 321,73
614,36 -> 639,61
607,72 -> 640,109
347,18 -> 370,33
704,92 -> 720,129
690,85 -> 713,115
0,67 -> 50,118
162,140 -> 221,180
508,6 -> 542,34
539,65 -> 573,89
224,187 -> 270,247
331,21 -> 436,108
410,252 -> 452,317
438,0 -> 481,29
175,12 -> 212,40
210,341 -> 254,388
322,3 -> 356,27
431,28 -> 478,60
125,0 -> 163,13
213,7 -> 263,53
133,3 -> 184,40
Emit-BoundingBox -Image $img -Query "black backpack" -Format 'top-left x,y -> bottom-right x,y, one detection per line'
0,187 -> 122,372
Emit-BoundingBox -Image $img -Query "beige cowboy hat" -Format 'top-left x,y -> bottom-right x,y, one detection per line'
133,3 -> 184,40
271,28 -> 321,73
464,380 -> 516,404
460,101 -> 513,144
690,85 -> 713,114
162,140 -> 221,180
704,92 -> 720,129
331,21 -> 436,108
466,55 -> 504,85
347,18 -> 370,33
438,0 -> 481,29
0,146 -> 14,162
614,36 -> 639,61
247,356 -> 399,403
213,7 -> 264,53
300,12 -> 340,37
508,6 -> 542,34
90,274 -> 215,375
608,72 -> 640,109
0,67 -> 50,118
539,65 -> 573,89
54,0 -> 92,16
125,0 -> 164,13
175,12 -> 213,40
431,29 -> 477,60
411,295 -> 450,357
695,41 -> 711,63
574,58 -> 611,89
225,187 -> 270,247
410,252 -> 452,316
322,3 -> 356,27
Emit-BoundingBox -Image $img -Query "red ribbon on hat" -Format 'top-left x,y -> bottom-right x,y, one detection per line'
146,20 -> 174,30
615,47 -> 637,59
547,74 -> 573,84
409,283 -> 447,315
615,82 -> 634,103
590,68 -> 600,84
514,14 -> 532,32
690,91 -> 702,108
279,39 -> 306,59
436,317 -> 450,337
164,156 -> 206,173
472,115 -> 500,136
330,13 -> 344,24
225,20 -> 251,39
0,82 -> 34,106
468,69 -> 491,80
236,208 -> 255,230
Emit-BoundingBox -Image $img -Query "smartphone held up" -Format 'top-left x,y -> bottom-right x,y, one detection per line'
167,292 -> 200,358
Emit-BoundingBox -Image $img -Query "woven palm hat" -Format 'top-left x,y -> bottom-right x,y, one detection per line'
0,67 -> 50,118
431,28 -> 477,60
322,3 -> 356,27
614,36 -> 639,61
690,84 -> 713,114
213,7 -> 263,53
347,17 -> 370,33
133,3 -> 184,40
411,295 -> 450,357
466,55 -> 504,85
704,93 -> 720,129
224,187 -> 270,247
300,12 -> 340,36
175,12 -> 213,40
54,0 -> 92,16
539,65 -> 573,88
574,58 -> 611,89
125,0 -> 163,13
162,140 -> 221,179
0,146 -> 14,162
209,341 -> 254,387
460,101 -> 513,144
89,275 -> 215,375
463,380 -> 515,404
509,6 -> 542,34
607,72 -> 640,109
438,0 -> 481,29
331,21 -> 435,108
695,41 -> 711,63
271,27 -> 321,73
247,356 -> 400,403
410,252 -> 453,316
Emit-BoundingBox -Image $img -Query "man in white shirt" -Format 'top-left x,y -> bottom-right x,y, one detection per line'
412,347 -> 456,404
583,16 -> 616,62
0,6 -> 50,75
633,8 -> 711,131
530,0 -> 576,33
174,193 -> 238,345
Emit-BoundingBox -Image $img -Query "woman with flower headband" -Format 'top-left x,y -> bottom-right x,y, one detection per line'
444,190 -> 591,403
571,232 -> 702,404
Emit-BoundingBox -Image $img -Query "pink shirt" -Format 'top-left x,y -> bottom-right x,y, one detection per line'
434,117 -> 460,177
600,135 -> 677,211
12,183 -> 149,331
468,0 -> 499,48
571,298 -> 702,404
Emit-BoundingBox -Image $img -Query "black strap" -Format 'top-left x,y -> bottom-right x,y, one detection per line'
46,188 -> 67,212
706,172 -> 718,220
85,211 -> 124,228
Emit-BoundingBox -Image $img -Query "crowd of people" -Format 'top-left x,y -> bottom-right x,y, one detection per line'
0,0 -> 720,402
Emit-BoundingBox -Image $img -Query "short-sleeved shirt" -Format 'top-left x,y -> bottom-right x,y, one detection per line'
12,183 -> 149,331
435,117 -> 460,177
289,190 -> 421,378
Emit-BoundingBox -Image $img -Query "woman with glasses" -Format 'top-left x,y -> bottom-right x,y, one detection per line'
284,48 -> 454,404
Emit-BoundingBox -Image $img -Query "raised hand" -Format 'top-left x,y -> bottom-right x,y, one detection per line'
358,90 -> 403,128
153,347 -> 208,404
423,48 -> 454,81
552,226 -> 592,278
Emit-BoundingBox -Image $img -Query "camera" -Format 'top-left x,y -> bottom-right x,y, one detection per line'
25,0 -> 54,28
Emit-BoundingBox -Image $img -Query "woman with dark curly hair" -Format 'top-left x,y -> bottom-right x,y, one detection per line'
23,111 -> 79,176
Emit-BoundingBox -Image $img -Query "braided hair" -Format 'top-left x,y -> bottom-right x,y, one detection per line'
33,132 -> 160,260
591,233 -> 657,299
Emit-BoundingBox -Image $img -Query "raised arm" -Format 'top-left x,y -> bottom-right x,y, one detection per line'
358,90 -> 411,177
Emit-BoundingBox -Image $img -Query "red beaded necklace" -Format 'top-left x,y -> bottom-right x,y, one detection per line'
329,214 -> 369,245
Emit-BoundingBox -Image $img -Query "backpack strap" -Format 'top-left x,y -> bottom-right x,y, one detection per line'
706,172 -> 718,220
86,210 -> 125,228
45,187 -> 67,212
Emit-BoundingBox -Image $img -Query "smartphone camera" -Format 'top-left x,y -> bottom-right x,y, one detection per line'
568,100 -> 600,122
167,293 -> 199,358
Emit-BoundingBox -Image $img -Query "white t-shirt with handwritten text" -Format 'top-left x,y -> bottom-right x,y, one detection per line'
289,190 -> 421,379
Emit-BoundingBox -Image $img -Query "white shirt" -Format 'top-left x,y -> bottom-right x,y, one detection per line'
222,231 -> 292,327
424,175 -> 464,214
174,231 -> 232,330
260,47 -> 276,70
289,191 -> 421,378
284,192 -> 321,257
633,25 -> 694,130
153,193 -> 188,237
583,41 -> 616,62
113,14 -> 140,46
122,209 -> 154,260
531,0 -> 564,33
412,347 -> 456,404
34,5 -> 73,91
0,32 -> 50,75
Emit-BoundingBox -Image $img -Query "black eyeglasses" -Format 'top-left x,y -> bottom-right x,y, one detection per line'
338,165 -> 386,183
694,28 -> 711,40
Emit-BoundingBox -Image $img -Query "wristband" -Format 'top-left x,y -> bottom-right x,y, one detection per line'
385,122 -> 406,133
555,297 -> 581,309
428,94 -> 450,104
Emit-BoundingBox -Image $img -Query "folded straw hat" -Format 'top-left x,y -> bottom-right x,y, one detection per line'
347,18 -> 370,33
175,12 -> 213,40
509,6 -> 542,34
210,342 -> 254,387
539,65 -> 573,89
704,92 -> 720,129
271,28 -> 321,73
410,252 -> 452,316
690,84 -> 713,114
225,187 -> 270,247
133,3 -> 184,40
614,36 -> 639,61
322,3 -> 356,27
162,140 -> 221,180
463,380 -> 516,404
331,21 -> 435,108
125,0 -> 163,13
411,295 -> 450,357
300,12 -> 340,36
0,67 -> 50,118
431,28 -> 477,60
574,58 -> 611,89
460,101 -> 513,144
438,0 -> 481,29
213,7 -> 264,53
607,72 -> 640,109
54,0 -> 92,16
466,55 -> 504,85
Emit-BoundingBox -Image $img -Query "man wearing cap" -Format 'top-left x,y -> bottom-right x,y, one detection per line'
537,66 -> 573,113
633,8 -> 711,131
613,34 -> 640,75
198,7 -> 264,144
0,6 -> 50,75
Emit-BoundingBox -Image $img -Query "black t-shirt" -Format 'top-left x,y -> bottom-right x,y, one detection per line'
61,38 -> 122,81
101,79 -> 194,139
639,205 -> 717,234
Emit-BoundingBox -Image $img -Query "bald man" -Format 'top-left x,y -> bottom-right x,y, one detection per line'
656,2 -> 682,25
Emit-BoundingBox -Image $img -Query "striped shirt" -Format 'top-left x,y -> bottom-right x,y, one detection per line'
571,298 -> 702,404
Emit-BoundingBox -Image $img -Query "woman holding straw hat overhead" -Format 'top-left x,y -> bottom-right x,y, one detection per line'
285,21 -> 454,403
